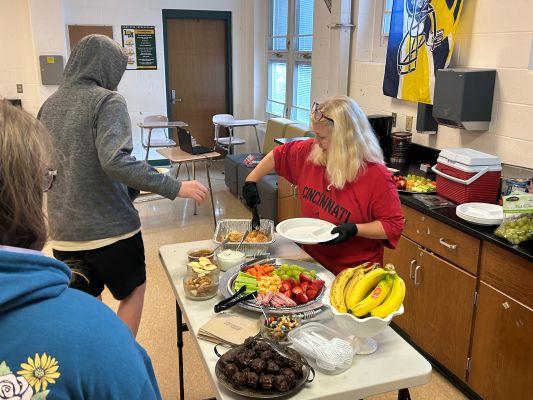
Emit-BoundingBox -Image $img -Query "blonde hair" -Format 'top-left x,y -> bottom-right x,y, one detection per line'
0,101 -> 54,250
308,95 -> 384,189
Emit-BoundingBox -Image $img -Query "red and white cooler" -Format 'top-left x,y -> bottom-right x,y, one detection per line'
431,148 -> 501,205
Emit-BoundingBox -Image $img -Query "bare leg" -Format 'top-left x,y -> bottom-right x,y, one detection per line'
117,282 -> 146,337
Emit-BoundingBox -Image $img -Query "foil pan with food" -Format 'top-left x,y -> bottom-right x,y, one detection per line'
213,219 -> 275,257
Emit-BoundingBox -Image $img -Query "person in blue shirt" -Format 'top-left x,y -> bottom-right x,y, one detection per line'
0,100 -> 161,399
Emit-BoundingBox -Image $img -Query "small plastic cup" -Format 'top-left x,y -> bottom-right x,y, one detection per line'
215,249 -> 246,272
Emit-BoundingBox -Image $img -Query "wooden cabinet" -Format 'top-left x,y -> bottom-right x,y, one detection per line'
402,206 -> 480,274
277,176 -> 300,222
467,243 -> 533,399
385,235 -> 476,380
389,205 -> 533,398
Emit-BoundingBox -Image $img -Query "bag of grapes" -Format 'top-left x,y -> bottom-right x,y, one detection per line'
494,192 -> 533,245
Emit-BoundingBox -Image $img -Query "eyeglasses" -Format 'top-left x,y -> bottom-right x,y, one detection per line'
43,169 -> 57,192
311,101 -> 334,124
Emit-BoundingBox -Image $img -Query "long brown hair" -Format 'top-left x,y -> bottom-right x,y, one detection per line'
0,101 -> 54,250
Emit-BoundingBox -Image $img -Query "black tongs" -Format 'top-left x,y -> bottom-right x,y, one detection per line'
251,204 -> 261,231
214,285 -> 257,313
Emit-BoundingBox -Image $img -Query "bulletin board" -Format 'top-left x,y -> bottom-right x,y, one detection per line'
67,25 -> 113,51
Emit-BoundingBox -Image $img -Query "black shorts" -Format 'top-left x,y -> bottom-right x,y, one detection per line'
53,231 -> 146,300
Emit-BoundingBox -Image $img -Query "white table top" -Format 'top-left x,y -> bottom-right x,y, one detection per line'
217,119 -> 265,127
159,237 -> 431,400
138,121 -> 188,129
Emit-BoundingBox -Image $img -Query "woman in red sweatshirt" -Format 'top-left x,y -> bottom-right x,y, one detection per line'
243,96 -> 404,275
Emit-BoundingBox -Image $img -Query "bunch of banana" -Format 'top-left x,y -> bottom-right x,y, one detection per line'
330,263 -> 405,318
329,262 -> 375,313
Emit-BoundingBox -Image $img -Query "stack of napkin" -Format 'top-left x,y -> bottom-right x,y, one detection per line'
198,313 -> 260,346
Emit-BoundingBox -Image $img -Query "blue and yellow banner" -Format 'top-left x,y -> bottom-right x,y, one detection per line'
383,0 -> 463,104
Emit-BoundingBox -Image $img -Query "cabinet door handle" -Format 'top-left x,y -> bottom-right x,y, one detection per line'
439,238 -> 457,250
409,260 -> 416,280
414,265 -> 422,286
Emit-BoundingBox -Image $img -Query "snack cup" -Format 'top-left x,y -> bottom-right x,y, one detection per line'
187,248 -> 215,263
216,249 -> 246,272
259,314 -> 302,343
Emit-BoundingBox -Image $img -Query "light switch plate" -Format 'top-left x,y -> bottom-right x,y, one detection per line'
16,84 -> 23,93
392,112 -> 397,127
406,116 -> 413,131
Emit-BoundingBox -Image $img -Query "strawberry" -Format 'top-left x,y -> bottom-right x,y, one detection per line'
306,288 -> 317,300
310,279 -> 325,292
299,272 -> 313,283
294,292 -> 309,304
291,286 -> 303,296
301,282 -> 309,294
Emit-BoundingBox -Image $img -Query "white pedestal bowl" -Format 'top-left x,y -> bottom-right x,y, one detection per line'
322,288 -> 404,354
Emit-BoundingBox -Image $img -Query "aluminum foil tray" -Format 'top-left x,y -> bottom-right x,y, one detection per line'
213,219 -> 275,257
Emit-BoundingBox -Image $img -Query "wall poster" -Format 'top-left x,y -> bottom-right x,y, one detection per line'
383,0 -> 463,104
121,25 -> 157,70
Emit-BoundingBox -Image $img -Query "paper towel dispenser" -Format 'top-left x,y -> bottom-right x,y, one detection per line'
433,69 -> 496,131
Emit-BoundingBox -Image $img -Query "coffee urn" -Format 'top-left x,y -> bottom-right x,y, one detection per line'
367,115 -> 393,161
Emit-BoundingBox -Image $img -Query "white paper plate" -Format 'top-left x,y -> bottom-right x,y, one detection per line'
276,218 -> 339,244
456,203 -> 503,226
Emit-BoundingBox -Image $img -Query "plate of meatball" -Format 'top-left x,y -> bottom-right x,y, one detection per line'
215,336 -> 314,398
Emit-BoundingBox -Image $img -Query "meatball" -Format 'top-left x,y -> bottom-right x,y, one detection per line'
273,374 -> 291,392
243,370 -> 260,388
250,358 -> 266,373
232,371 -> 246,388
235,351 -> 252,369
280,367 -> 296,381
220,351 -> 236,365
266,360 -> 280,374
223,363 -> 238,379
243,336 -> 256,348
260,350 -> 274,360
288,359 -> 303,377
259,373 -> 275,391
253,341 -> 271,352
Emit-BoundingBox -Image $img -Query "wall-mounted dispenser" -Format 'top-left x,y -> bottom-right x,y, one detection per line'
432,69 -> 496,131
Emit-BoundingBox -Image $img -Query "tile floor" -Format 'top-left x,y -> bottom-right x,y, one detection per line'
47,162 -> 469,400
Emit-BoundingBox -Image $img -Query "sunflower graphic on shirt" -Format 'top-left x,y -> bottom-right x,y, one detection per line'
0,353 -> 61,400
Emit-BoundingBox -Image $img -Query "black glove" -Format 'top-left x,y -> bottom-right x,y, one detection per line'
242,181 -> 261,209
323,223 -> 358,245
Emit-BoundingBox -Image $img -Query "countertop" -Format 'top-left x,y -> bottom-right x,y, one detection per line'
398,193 -> 533,262
391,147 -> 533,262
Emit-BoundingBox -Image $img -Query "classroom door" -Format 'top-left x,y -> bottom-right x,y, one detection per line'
165,12 -> 232,147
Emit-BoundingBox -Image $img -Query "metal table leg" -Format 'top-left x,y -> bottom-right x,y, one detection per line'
175,301 -> 188,400
253,125 -> 261,153
192,161 -> 197,215
398,388 -> 411,400
205,159 -> 217,227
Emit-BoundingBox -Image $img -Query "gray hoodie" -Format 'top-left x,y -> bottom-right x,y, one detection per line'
39,34 -> 181,241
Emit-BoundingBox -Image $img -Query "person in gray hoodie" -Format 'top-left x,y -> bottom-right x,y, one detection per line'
38,34 -> 208,337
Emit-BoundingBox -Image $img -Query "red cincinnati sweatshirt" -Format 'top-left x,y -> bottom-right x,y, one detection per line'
273,139 -> 404,276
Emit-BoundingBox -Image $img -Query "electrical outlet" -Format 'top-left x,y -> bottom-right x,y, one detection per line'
392,112 -> 397,127
406,116 -> 413,132
16,84 -> 23,93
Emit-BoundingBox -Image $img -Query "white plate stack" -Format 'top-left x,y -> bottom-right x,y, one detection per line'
456,202 -> 503,226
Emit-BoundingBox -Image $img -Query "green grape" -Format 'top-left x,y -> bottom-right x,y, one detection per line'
281,274 -> 289,280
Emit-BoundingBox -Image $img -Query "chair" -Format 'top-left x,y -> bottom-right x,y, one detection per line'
213,114 -> 246,155
141,115 -> 177,161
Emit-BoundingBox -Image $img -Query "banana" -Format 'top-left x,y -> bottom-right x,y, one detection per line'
370,274 -> 406,318
343,269 -> 365,306
345,267 -> 390,312
350,274 -> 394,317
329,264 -> 367,313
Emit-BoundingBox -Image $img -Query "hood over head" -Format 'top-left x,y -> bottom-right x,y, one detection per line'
62,34 -> 128,90
0,250 -> 70,314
